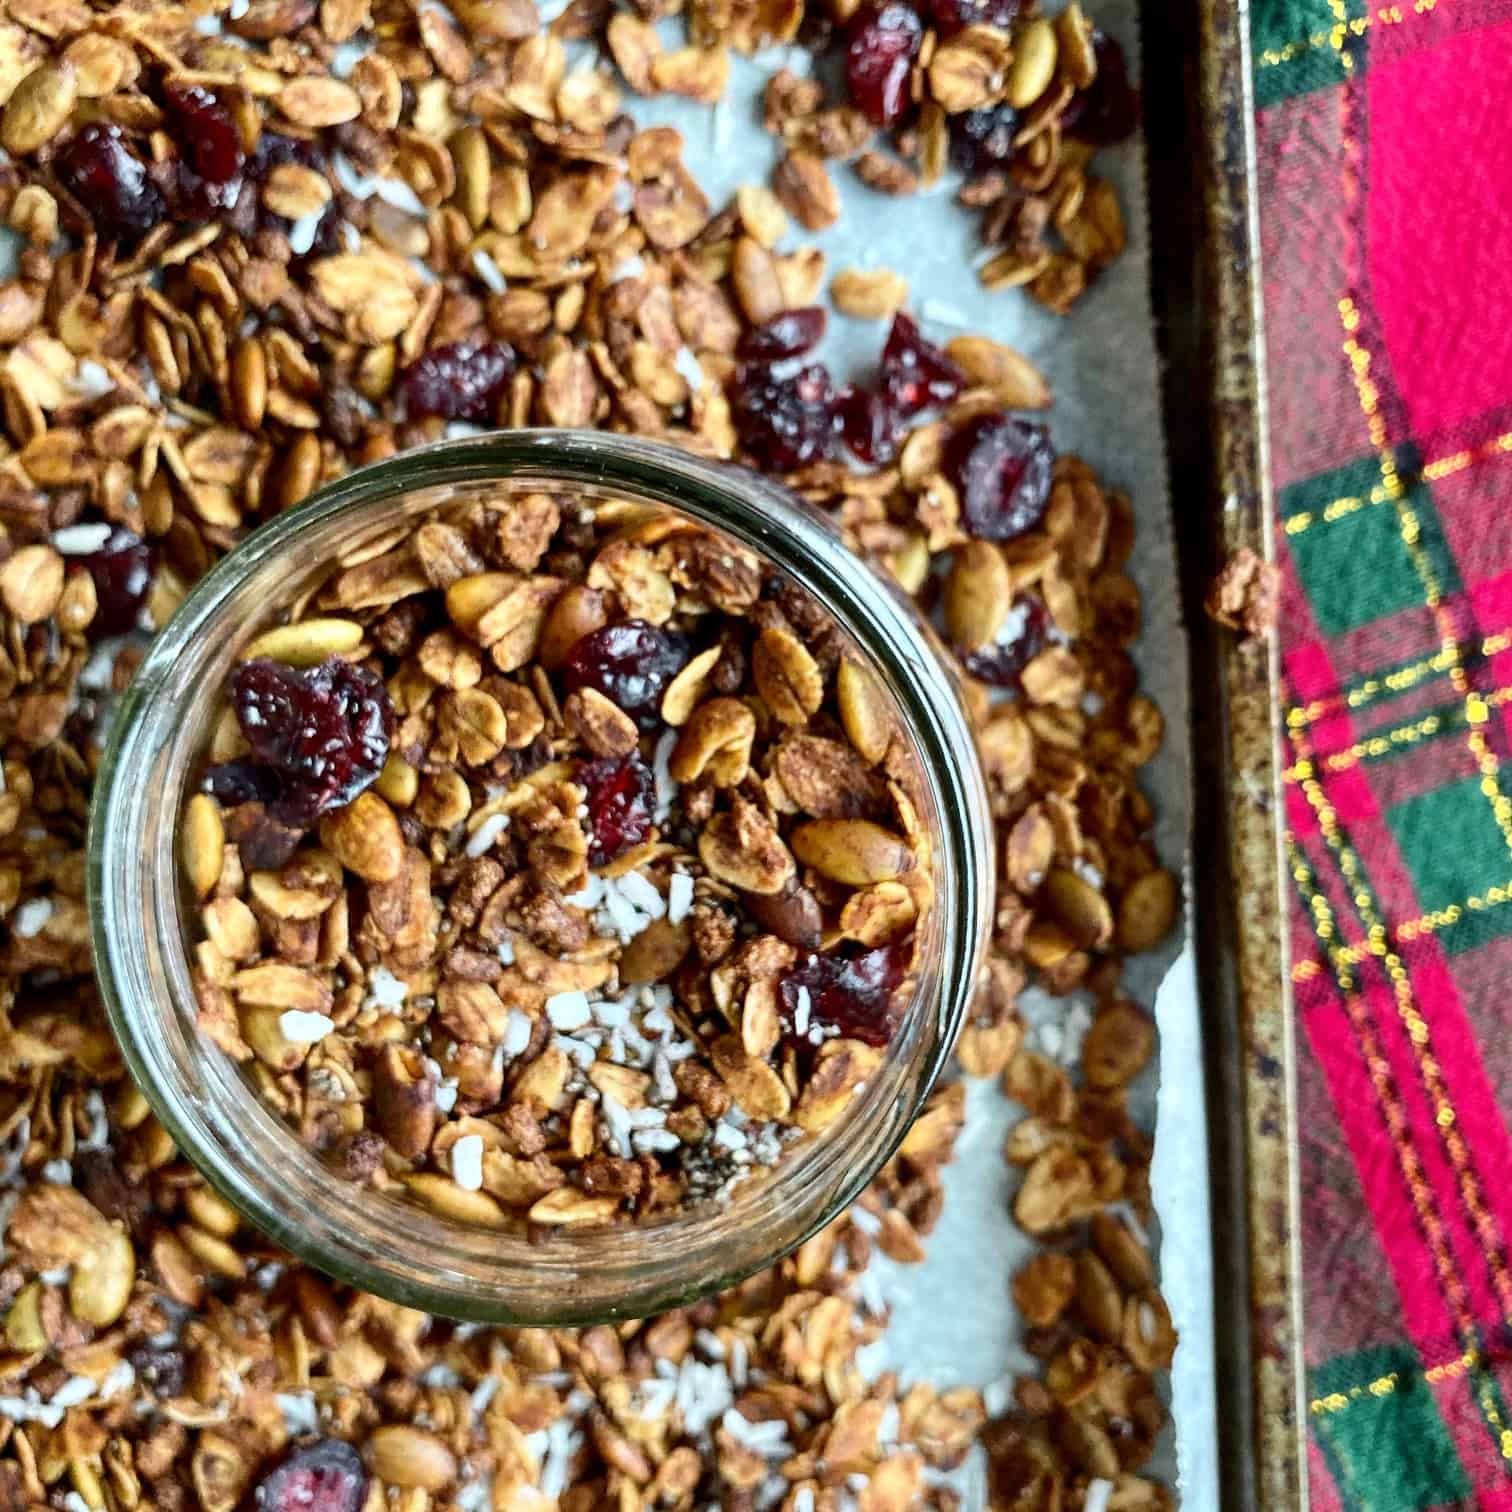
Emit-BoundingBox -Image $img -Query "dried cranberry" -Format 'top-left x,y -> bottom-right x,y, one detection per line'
77,526 -> 153,637
563,621 -> 689,731
961,593 -> 1049,686
400,341 -> 516,424
729,362 -> 838,472
781,942 -> 910,1048
579,752 -> 655,865
224,802 -> 306,871
835,384 -> 902,465
249,131 -> 325,178
943,412 -> 1054,541
162,83 -> 245,213
879,312 -> 963,416
203,759 -> 283,807
1064,31 -> 1140,145
928,0 -> 1018,33
127,1343 -> 186,1399
737,307 -> 827,362
253,1439 -> 368,1512
54,126 -> 165,243
230,657 -> 394,825
949,104 -> 1020,176
845,2 -> 923,127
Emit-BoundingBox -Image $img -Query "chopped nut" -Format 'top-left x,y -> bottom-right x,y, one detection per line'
832,267 -> 909,320
1206,545 -> 1278,636
772,150 -> 840,231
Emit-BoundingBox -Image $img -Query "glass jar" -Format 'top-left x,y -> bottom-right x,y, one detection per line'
88,430 -> 991,1325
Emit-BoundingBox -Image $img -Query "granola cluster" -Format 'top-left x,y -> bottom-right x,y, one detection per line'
619,0 -> 1138,314
0,0 -> 1177,1502
183,500 -> 937,1227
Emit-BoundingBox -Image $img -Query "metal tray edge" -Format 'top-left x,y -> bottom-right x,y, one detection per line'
1143,0 -> 1306,1504
1196,1 -> 1306,1505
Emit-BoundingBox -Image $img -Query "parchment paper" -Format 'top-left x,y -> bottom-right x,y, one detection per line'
633,7 -> 1217,1503
0,6 -> 1215,1495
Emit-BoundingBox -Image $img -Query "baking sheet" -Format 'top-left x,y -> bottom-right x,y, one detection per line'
628,3 -> 1216,1502
0,1 -> 1218,1494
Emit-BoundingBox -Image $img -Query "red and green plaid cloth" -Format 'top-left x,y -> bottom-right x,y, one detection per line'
1254,0 -> 1512,1504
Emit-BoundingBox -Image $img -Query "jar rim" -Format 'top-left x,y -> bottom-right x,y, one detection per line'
88,430 -> 992,1323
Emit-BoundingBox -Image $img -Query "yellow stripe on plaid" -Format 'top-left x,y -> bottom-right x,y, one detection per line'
1423,430 -> 1512,484
1310,1348 -> 1490,1411
1284,480 -> 1395,535
1286,435 -> 1512,538
1283,686 -> 1512,780
1257,0 -> 1442,68
1312,1371 -> 1401,1415
1291,876 -> 1512,978
1286,633 -> 1512,730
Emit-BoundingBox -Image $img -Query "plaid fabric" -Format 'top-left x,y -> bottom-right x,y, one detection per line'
1254,1 -> 1512,1504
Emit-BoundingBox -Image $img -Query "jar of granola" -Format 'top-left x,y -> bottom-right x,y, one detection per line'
88,430 -> 991,1323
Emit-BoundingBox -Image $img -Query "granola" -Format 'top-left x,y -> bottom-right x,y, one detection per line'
182,499 -> 937,1228
0,0 -> 1180,1503
731,1 -> 1140,315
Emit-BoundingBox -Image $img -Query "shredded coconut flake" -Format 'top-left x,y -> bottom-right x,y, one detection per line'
601,1095 -> 633,1158
50,1376 -> 97,1409
920,298 -> 971,328
52,522 -> 113,556
287,209 -> 326,257
466,812 -> 510,858
1105,1198 -> 1150,1248
652,730 -> 679,820
502,1009 -> 533,1057
364,966 -> 408,1008
278,1010 -> 335,1044
667,871 -> 695,924
673,346 -> 706,394
13,899 -> 51,939
450,1134 -> 484,1190
41,1160 -> 71,1186
470,248 -> 508,293
792,984 -> 811,1039
617,870 -> 666,918
373,176 -> 427,215
276,1391 -> 320,1435
330,38 -> 371,75
546,990 -> 593,1030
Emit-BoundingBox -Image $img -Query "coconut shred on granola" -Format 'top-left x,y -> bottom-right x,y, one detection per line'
181,499 -> 939,1226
